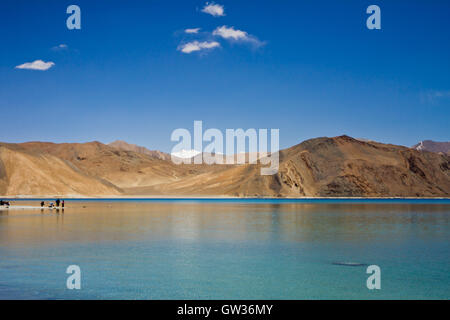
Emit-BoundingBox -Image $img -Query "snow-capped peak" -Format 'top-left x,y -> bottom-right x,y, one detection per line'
171,149 -> 202,159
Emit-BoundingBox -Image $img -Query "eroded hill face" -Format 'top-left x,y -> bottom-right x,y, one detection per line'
108,140 -> 171,160
0,136 -> 449,197
0,143 -> 122,196
278,136 -> 450,197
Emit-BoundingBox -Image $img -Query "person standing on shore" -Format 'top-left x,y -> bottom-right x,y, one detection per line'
56,199 -> 60,207
40,201 -> 44,207
62,200 -> 65,208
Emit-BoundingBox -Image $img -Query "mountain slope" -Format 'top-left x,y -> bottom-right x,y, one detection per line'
150,135 -> 450,197
0,143 -> 121,196
277,136 -> 450,197
0,136 -> 449,197
108,140 -> 170,160
13,141 -> 233,192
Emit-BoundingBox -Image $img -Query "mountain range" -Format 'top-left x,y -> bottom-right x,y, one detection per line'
412,140 -> 450,155
0,136 -> 449,197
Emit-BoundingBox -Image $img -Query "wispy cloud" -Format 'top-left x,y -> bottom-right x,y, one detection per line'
201,2 -> 225,17
52,44 -> 68,51
421,90 -> 450,104
178,41 -> 220,54
430,90 -> 450,98
15,60 -> 55,71
213,26 -> 264,46
185,28 -> 201,34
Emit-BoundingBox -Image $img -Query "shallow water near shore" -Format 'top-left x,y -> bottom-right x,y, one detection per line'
0,199 -> 449,299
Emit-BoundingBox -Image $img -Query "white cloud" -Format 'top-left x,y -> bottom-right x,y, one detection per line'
213,26 -> 248,40
178,41 -> 220,54
213,26 -> 264,46
15,60 -> 55,71
201,2 -> 225,17
185,28 -> 201,34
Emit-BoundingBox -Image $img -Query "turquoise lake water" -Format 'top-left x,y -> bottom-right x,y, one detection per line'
0,199 -> 449,299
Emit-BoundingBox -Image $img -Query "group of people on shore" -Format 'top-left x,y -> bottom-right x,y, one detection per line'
0,200 -> 11,206
41,199 -> 65,208
0,199 -> 65,208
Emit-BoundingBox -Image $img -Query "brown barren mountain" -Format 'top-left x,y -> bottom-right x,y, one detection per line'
0,142 -> 121,196
277,136 -> 450,197
108,140 -> 170,160
0,136 -> 449,197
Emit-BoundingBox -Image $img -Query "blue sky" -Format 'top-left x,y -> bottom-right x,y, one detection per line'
0,0 -> 449,152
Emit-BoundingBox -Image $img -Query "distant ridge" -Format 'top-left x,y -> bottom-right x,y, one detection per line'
108,140 -> 170,160
412,140 -> 450,155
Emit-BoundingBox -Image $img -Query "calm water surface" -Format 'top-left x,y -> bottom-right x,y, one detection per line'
0,199 -> 449,299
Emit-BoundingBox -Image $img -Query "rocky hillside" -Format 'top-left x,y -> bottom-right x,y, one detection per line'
0,143 -> 121,196
0,136 -> 449,197
108,140 -> 170,160
277,136 -> 450,197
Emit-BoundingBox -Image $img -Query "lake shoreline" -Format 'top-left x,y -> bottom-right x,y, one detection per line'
0,195 -> 450,200
1,195 -> 449,200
